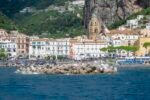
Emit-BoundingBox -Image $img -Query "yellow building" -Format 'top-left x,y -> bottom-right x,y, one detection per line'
135,37 -> 150,56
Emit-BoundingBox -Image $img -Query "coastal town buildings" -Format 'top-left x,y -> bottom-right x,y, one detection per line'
69,38 -> 108,60
0,12 -> 150,60
0,30 -> 30,58
0,39 -> 17,58
29,38 -> 70,60
126,19 -> 139,29
126,15 -> 144,29
110,28 -> 139,46
10,31 -> 30,58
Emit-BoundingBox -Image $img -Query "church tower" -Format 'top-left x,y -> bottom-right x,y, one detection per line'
88,11 -> 102,40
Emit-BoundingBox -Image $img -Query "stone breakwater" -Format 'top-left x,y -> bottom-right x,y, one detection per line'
15,63 -> 117,75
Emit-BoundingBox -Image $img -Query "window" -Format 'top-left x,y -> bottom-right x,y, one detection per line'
94,28 -> 98,33
22,45 -> 24,49
38,46 -> 41,49
32,42 -> 36,45
37,42 -> 41,45
13,49 -> 16,52
32,46 -> 36,49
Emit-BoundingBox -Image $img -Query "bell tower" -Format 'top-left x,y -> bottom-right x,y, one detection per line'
88,10 -> 102,40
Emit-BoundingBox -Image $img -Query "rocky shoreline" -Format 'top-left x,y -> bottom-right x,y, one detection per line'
15,62 -> 117,75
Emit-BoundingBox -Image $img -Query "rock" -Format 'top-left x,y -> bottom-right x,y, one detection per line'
84,0 -> 149,28
15,61 -> 117,75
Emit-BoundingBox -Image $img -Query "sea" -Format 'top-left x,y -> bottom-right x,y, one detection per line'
0,67 -> 150,100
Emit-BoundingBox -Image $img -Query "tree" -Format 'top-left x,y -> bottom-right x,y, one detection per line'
0,48 -> 7,60
143,42 -> 150,56
100,46 -> 138,57
115,46 -> 138,52
100,46 -> 117,57
115,46 -> 138,56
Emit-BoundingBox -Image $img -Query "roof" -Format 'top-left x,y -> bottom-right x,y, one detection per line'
32,38 -> 49,42
109,29 -> 140,35
70,38 -> 107,44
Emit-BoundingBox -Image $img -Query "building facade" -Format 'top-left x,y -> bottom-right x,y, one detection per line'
69,39 -> 108,60
0,39 -> 17,58
10,31 -> 30,57
29,38 -> 70,59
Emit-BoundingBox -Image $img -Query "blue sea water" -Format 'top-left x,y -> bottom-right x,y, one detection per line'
0,67 -> 150,100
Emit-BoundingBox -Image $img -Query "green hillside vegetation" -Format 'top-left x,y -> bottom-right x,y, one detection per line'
109,7 -> 150,29
0,0 -> 71,17
0,12 -> 17,30
15,10 -> 85,38
0,0 -> 85,38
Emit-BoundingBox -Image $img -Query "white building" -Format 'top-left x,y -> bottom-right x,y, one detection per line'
29,38 -> 70,59
68,0 -> 85,11
0,39 -> 17,58
111,33 -> 139,46
146,23 -> 150,30
72,0 -> 85,7
137,15 -> 144,21
69,39 -> 108,60
20,7 -> 36,14
126,19 -> 139,29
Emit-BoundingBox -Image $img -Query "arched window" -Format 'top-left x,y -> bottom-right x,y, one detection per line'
94,28 -> 98,33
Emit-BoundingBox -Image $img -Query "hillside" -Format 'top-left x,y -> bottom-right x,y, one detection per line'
109,7 -> 150,29
15,10 -> 85,38
0,0 -> 85,38
0,12 -> 17,30
84,0 -> 150,29
0,0 -> 149,38
0,0 -> 70,17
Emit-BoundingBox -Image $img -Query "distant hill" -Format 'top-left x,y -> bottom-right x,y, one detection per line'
15,10 -> 85,38
0,12 -> 17,30
0,0 -> 149,38
0,0 -> 70,17
0,0 -> 85,38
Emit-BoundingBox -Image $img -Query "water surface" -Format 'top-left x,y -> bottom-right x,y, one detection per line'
0,67 -> 150,100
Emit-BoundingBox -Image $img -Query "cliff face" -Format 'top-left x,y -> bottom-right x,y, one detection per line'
84,0 -> 149,28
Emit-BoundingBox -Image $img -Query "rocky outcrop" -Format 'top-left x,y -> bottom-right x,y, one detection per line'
84,0 -> 149,28
15,63 -> 117,75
